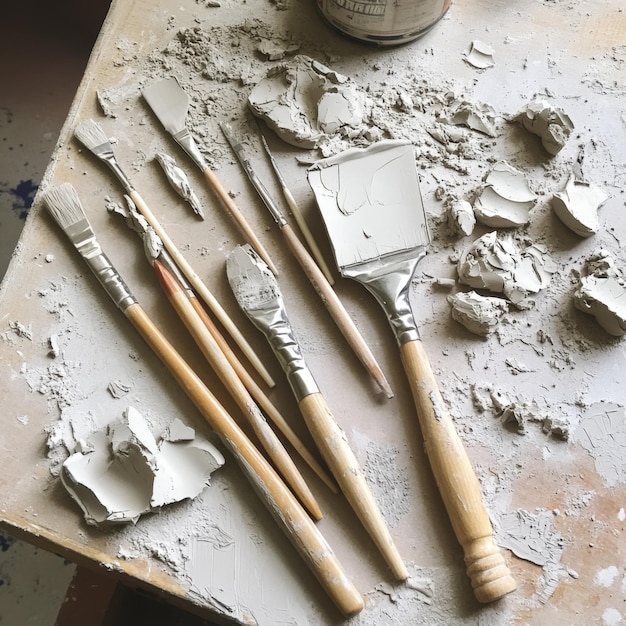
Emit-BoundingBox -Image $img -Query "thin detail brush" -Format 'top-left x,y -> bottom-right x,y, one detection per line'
73,118 -> 274,388
41,183 -> 363,617
257,127 -> 335,285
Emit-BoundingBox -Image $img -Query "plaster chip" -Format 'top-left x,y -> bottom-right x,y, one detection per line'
464,40 -> 495,69
248,55 -> 371,148
61,407 -> 225,526
515,98 -> 574,155
447,198 -> 476,236
457,231 -> 557,307
473,161 -> 537,228
448,290 -> 509,336
552,174 -> 608,237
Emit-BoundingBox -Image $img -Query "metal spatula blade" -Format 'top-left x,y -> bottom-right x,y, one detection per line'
142,76 -> 190,137
307,140 -> 430,273
308,140 -> 517,604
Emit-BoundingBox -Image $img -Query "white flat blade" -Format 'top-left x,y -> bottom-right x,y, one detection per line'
307,140 -> 430,271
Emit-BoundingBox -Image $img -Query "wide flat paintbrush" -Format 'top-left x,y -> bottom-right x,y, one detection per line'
73,118 -> 274,389
142,76 -> 278,275
112,196 -> 336,495
41,183 -> 363,617
221,123 -> 393,400
227,244 -> 407,581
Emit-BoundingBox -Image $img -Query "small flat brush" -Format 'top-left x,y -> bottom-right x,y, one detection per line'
73,118 -> 274,389
41,183 -> 363,617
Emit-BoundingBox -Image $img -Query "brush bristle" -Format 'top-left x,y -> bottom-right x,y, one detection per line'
74,119 -> 109,150
42,183 -> 89,230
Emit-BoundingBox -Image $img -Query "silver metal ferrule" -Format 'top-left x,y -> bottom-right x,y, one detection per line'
253,305 -> 319,401
221,125 -> 287,227
342,248 -> 425,346
172,127 -> 207,170
93,145 -> 134,192
70,221 -> 136,311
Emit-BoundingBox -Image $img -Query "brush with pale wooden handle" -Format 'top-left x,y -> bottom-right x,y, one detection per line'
41,183 -> 364,617
112,197 -> 335,502
221,122 -> 393,400
142,76 -> 278,275
309,140 -> 516,603
226,244 -> 407,581
73,118 -> 275,389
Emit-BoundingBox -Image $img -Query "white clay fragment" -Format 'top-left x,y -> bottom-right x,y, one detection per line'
61,407 -> 225,526
447,198 -> 476,236
445,99 -> 498,137
248,55 -> 371,148
515,98 -> 574,155
574,251 -> 626,336
448,291 -> 509,336
464,40 -> 495,69
457,231 -> 557,307
155,152 -> 205,219
473,161 -> 537,228
552,174 -> 607,237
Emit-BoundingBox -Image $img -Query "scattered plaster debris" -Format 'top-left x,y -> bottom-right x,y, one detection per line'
47,334 -> 60,358
446,198 -> 476,236
470,383 -> 570,439
618,508 -> 626,522
60,408 -> 225,526
107,380 -> 133,398
8,320 -> 33,341
457,231 -> 557,308
473,161 -> 537,228
514,98 -> 574,155
573,250 -> 626,336
573,402 -> 626,487
248,55 -> 372,149
552,174 -> 608,237
494,508 -> 565,604
448,290 -> 509,336
464,40 -> 495,69
256,37 -> 300,61
445,98 -> 498,137
155,152 -> 205,219
16,415 -> 29,425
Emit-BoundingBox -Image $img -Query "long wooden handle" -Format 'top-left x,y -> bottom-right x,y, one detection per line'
128,189 -> 275,388
202,167 -> 278,275
124,303 -> 364,616
400,339 -> 516,603
299,392 -> 408,581
154,260 -> 322,520
189,296 -> 338,495
281,223 -> 393,399
281,187 -> 335,285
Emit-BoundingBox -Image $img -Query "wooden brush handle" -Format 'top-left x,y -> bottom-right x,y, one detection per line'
281,223 -> 393,399
189,297 -> 338,495
128,189 -> 275,389
124,302 -> 364,616
400,339 -> 516,603
202,167 -> 278,275
299,392 -> 408,581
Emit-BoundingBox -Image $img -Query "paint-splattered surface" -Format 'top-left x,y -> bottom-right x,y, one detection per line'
1,0 -> 625,624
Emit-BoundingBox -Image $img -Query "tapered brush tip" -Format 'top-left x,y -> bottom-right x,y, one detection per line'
74,118 -> 109,150
42,183 -> 89,231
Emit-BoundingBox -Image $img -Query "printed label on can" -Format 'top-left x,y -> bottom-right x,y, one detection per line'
317,0 -> 451,44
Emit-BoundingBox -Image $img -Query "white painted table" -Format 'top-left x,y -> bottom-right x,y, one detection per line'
1,0 -> 625,624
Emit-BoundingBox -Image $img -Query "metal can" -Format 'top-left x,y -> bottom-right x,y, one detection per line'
316,0 -> 451,45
